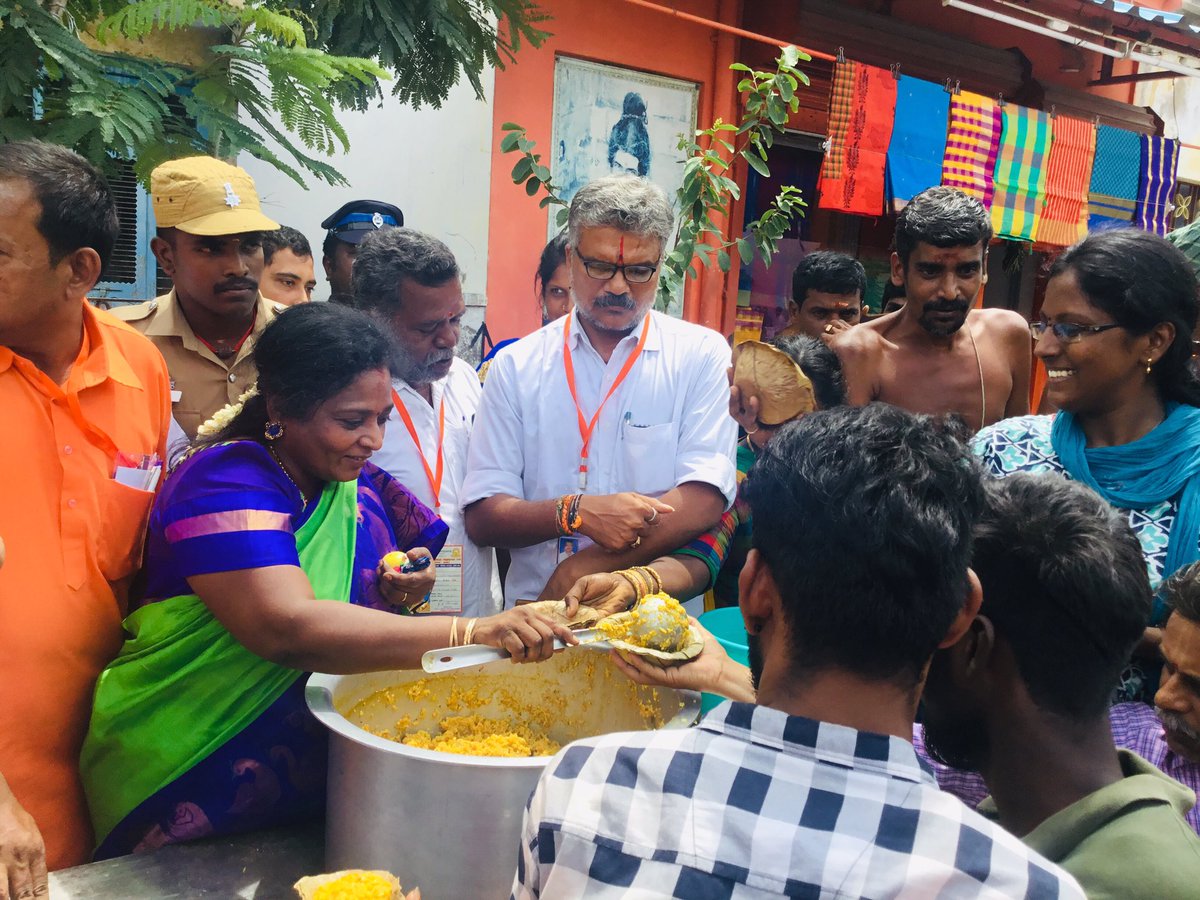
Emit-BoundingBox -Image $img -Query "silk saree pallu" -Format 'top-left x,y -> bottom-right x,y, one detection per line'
1136,135 -> 1181,236
1088,124 -> 1141,229
941,91 -> 1003,208
990,105 -> 1052,241
818,60 -> 897,216
1034,116 -> 1097,247
80,478 -> 358,848
885,75 -> 950,213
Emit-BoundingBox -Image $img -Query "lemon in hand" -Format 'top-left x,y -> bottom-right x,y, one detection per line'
381,550 -> 409,571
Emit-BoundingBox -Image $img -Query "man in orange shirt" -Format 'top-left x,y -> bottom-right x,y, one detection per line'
0,141 -> 171,891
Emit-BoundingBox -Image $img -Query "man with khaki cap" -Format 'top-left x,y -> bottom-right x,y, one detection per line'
113,156 -> 284,438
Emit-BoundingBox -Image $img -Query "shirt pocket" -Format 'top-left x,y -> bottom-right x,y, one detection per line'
622,420 -> 678,495
97,479 -> 156,583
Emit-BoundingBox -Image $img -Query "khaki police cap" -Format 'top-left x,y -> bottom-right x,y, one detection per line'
151,156 -> 279,236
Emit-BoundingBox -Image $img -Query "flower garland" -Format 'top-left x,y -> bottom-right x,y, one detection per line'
195,384 -> 260,438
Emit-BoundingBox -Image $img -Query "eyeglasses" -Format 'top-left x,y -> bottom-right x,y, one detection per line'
578,256 -> 660,285
1029,321 -> 1122,344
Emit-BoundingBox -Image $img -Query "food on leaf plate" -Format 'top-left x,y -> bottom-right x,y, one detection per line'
596,592 -> 705,666
294,869 -> 419,900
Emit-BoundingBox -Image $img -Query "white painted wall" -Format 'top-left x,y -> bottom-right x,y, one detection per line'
1136,70 -> 1200,183
239,71 -> 496,302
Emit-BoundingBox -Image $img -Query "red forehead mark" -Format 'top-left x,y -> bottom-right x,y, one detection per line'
618,236 -> 624,264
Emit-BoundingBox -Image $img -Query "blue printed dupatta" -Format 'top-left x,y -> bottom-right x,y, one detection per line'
1052,403 -> 1200,623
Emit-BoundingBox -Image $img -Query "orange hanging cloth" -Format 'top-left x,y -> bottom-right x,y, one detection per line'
1035,116 -> 1098,248
818,60 -> 898,216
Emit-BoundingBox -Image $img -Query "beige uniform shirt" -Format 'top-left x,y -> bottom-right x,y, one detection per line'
111,290 -> 284,439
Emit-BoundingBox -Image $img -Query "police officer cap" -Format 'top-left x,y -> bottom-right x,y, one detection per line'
321,200 -> 404,245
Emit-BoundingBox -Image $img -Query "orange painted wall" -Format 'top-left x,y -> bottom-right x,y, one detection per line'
484,0 -> 744,341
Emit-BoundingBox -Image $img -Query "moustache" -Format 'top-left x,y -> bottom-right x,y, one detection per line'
924,299 -> 970,314
594,292 -> 636,311
1158,707 -> 1200,743
215,278 -> 258,294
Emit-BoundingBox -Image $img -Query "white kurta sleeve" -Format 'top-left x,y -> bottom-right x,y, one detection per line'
673,333 -> 738,507
462,347 -> 527,509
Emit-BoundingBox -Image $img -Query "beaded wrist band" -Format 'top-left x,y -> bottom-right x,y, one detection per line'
556,494 -> 583,536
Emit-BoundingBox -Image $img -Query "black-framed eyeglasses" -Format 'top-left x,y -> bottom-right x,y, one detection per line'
1029,321 -> 1122,344
578,256 -> 660,285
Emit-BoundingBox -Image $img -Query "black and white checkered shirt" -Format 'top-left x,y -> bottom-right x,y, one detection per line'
512,702 -> 1084,899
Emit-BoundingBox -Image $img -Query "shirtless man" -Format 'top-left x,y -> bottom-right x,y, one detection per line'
832,186 -> 1030,432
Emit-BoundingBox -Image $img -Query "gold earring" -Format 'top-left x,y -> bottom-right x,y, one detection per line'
1145,359 -> 1154,375
264,421 -> 284,440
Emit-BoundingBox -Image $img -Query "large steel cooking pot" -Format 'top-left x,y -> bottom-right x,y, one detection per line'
306,650 -> 699,899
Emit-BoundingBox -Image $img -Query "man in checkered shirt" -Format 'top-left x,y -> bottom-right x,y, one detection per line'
511,404 -> 1083,899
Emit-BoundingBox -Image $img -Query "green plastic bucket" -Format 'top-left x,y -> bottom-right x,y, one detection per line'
697,606 -> 750,714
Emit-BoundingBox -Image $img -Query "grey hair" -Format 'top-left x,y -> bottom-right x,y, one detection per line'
567,175 -> 675,251
351,227 -> 460,313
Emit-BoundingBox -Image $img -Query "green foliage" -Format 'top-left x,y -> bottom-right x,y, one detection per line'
0,0 -> 549,187
500,123 -> 569,227
500,48 -> 811,311
288,0 -> 551,111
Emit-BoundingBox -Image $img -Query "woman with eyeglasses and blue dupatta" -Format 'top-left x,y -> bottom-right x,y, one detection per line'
974,228 -> 1200,702
80,303 -> 574,860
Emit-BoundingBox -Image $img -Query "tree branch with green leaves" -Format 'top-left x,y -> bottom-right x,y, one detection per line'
3,0 -> 550,187
500,47 -> 811,312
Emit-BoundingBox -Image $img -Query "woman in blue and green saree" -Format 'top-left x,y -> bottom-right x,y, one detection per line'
81,303 -> 573,858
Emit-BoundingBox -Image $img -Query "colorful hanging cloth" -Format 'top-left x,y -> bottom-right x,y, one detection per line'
1087,125 -> 1141,229
885,75 -> 950,213
1136,135 -> 1181,236
817,60 -> 897,216
941,91 -> 1003,208
1035,116 -> 1097,247
989,105 -> 1052,241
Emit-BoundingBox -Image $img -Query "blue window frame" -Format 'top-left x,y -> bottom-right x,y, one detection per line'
91,159 -> 159,303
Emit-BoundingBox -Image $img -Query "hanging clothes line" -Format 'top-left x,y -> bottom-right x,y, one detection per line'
623,0 -> 1198,153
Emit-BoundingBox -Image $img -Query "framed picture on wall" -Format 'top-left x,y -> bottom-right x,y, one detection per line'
550,56 -> 700,316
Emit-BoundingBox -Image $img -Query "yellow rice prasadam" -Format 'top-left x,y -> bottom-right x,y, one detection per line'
346,650 -> 679,758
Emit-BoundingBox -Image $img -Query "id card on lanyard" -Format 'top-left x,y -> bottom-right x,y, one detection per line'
425,544 -> 464,613
562,313 -> 651,492
391,387 -> 464,612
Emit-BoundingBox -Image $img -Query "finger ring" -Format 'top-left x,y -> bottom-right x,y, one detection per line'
630,536 -> 642,549
825,324 -> 834,333
646,508 -> 659,524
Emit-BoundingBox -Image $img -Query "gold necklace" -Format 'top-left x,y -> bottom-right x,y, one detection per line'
268,444 -> 309,505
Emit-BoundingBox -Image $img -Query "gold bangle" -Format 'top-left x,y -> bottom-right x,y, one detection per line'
615,570 -> 643,601
449,616 -> 459,647
638,566 -> 663,595
619,568 -> 649,600
463,617 -> 478,645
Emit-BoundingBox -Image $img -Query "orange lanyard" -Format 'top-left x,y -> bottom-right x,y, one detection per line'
11,353 -> 121,462
562,314 -> 651,491
391,388 -> 445,510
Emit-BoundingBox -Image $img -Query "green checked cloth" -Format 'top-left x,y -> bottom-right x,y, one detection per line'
990,105 -> 1052,241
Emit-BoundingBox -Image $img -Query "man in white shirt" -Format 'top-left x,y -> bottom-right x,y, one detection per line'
463,175 -> 736,604
352,227 -> 502,616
